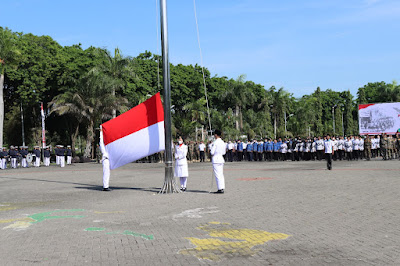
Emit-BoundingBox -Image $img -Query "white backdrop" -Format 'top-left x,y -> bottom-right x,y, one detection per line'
358,102 -> 400,135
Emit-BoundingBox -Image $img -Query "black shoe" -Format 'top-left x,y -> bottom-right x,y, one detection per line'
214,189 -> 224,194
102,188 -> 112,191
182,188 -> 186,192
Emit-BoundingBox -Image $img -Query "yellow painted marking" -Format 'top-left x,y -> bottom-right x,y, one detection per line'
0,217 -> 34,224
0,202 -> 52,212
3,221 -> 33,230
93,211 -> 126,214
180,222 -> 289,261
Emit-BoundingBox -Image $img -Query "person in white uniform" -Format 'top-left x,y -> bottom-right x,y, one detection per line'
174,136 -> 189,191
324,134 -> 334,170
100,126 -> 111,191
211,129 -> 226,194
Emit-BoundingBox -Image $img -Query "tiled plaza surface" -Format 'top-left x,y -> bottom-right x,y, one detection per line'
0,158 -> 399,265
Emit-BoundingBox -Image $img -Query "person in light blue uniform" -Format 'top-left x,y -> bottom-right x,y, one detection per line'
252,140 -> 258,161
237,140 -> 243,161
247,140 -> 253,161
273,139 -> 280,161
257,140 -> 264,161
266,139 -> 273,161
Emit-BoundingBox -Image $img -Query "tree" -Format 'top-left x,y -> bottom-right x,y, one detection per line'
96,47 -> 134,118
50,70 -> 127,158
0,27 -> 19,147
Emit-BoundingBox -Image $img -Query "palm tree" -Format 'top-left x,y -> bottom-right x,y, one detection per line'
221,74 -> 255,131
182,97 -> 208,125
50,70 -> 127,158
0,27 -> 19,147
96,48 -> 135,118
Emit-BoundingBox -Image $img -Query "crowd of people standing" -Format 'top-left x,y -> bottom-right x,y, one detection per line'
0,145 -> 73,169
184,133 -> 400,163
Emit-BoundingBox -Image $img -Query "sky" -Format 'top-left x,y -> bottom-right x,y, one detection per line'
1,0 -> 399,98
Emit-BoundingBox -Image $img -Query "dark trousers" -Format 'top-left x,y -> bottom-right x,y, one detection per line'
326,153 -> 333,170
200,151 -> 205,162
317,150 -> 323,160
248,152 -> 253,161
237,151 -> 243,161
227,150 -> 233,162
267,152 -> 273,161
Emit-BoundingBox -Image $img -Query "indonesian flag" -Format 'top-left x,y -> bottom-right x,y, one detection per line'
101,93 -> 165,170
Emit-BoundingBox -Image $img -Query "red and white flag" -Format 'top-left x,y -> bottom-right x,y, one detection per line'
101,93 -> 165,170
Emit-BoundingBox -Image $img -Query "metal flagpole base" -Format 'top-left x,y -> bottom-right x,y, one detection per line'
159,161 -> 181,194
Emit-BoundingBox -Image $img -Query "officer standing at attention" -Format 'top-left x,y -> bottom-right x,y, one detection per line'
175,136 -> 189,191
0,147 -> 7,169
316,137 -> 324,160
247,140 -> 253,161
364,135 -> 372,160
44,146 -> 51,166
324,134 -> 334,170
211,129 -> 226,194
33,146 -> 41,167
20,146 -> 28,168
9,146 -> 18,169
58,145 -> 66,167
66,145 -> 73,165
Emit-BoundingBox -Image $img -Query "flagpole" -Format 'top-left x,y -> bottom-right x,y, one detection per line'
159,0 -> 179,193
41,102 -> 46,149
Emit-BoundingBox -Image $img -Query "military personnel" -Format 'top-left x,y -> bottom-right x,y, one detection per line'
0,148 -> 8,169
44,146 -> 51,166
9,146 -> 19,168
57,145 -> 66,167
66,145 -> 73,165
33,146 -> 41,167
20,146 -> 29,168
380,133 -> 388,160
193,142 -> 199,162
187,141 -> 194,162
396,134 -> 400,159
364,135 -> 372,160
388,135 -> 395,160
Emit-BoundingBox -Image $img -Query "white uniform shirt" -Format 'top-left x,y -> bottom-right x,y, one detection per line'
353,139 -> 360,150
174,144 -> 188,166
211,138 -> 226,164
198,143 -> 206,152
359,139 -> 364,151
338,139 -> 345,150
332,139 -> 338,151
228,142 -> 234,150
324,140 -> 333,154
345,140 -> 353,152
316,139 -> 324,150
280,142 -> 288,153
242,142 -> 247,149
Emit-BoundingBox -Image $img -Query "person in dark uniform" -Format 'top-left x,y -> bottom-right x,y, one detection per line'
0,147 -> 8,169
66,145 -> 73,165
9,146 -> 19,169
33,146 -> 41,167
44,146 -> 51,166
247,140 -> 253,161
20,146 -> 29,168
58,145 -> 66,167
236,140 -> 243,161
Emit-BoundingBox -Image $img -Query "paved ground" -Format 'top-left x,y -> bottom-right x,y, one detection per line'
0,158 -> 399,265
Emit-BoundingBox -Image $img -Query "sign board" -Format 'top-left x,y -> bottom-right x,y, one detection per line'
358,102 -> 400,135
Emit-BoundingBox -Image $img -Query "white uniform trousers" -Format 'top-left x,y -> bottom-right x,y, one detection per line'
102,158 -> 110,188
179,177 -> 187,189
0,159 -> 5,169
213,163 -> 225,190
59,156 -> 65,167
56,155 -> 60,165
67,156 -> 72,165
11,158 -> 17,168
35,157 -> 40,167
21,158 -> 28,167
44,157 -> 50,166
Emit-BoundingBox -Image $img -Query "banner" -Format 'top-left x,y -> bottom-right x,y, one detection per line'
358,102 -> 400,135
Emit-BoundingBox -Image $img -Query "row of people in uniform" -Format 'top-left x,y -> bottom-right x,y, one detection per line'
208,134 -> 400,162
0,145 -> 73,169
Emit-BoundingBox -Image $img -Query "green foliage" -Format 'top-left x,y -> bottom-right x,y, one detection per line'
1,27 -> 395,155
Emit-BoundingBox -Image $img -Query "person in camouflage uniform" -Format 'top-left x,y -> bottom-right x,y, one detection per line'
388,135 -> 395,159
193,142 -> 199,162
187,141 -> 194,162
396,134 -> 400,159
380,133 -> 388,160
364,135 -> 372,161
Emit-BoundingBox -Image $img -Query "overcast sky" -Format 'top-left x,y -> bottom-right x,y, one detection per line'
1,0 -> 399,97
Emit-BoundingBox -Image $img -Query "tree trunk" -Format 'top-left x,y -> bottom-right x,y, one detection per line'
235,105 -> 239,130
71,123 -> 79,157
0,73 -> 4,148
112,88 -> 116,119
84,120 -> 94,158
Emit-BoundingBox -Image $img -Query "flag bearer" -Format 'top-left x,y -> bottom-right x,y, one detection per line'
175,136 -> 189,191
211,129 -> 226,194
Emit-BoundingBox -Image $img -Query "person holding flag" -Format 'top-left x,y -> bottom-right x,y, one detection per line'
99,126 -> 111,191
